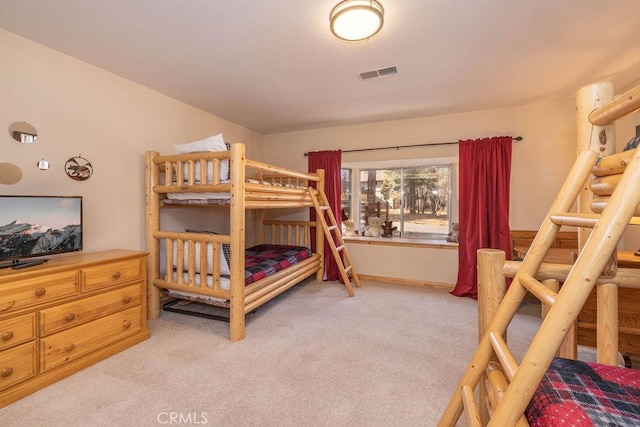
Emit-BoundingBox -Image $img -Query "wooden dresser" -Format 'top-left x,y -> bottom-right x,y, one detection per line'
0,250 -> 150,408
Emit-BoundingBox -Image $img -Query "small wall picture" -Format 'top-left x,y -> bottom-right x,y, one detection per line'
65,155 -> 93,181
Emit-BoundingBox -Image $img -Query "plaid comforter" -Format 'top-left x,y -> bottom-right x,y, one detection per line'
244,244 -> 312,285
526,357 -> 640,426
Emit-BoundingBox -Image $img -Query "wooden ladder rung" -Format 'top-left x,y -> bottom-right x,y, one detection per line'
549,213 -> 599,228
335,245 -> 345,252
485,361 -> 530,427
519,274 -> 557,307
461,385 -> 482,427
344,265 -> 352,273
486,361 -> 509,410
327,225 -> 338,231
488,332 -> 519,381
320,206 -> 330,211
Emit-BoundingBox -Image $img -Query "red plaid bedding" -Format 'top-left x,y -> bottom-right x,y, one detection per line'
244,244 -> 312,285
526,357 -> 640,426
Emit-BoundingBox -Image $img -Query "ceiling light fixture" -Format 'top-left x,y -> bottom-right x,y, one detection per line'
330,0 -> 384,42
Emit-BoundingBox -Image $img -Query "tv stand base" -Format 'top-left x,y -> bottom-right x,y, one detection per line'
0,258 -> 48,270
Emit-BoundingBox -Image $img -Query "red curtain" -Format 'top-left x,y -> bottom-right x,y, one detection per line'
451,136 -> 512,299
308,150 -> 342,281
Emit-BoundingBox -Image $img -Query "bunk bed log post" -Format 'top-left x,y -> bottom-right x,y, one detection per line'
578,81 -> 629,367
597,282 -> 619,365
576,83 -> 615,250
229,143 -> 247,341
478,249 -> 506,341
315,168 -> 326,282
477,248 -> 506,425
145,151 -> 161,320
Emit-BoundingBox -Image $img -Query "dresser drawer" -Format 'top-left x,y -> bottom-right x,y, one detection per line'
81,259 -> 143,292
0,271 -> 78,314
0,342 -> 37,391
40,306 -> 141,371
0,313 -> 36,351
40,284 -> 141,336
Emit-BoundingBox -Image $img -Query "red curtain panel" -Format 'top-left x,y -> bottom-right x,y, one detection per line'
307,150 -> 343,281
451,136 -> 512,299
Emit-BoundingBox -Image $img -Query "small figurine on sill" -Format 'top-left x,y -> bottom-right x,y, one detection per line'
364,217 -> 384,237
343,220 -> 357,236
447,222 -> 459,243
381,220 -> 397,238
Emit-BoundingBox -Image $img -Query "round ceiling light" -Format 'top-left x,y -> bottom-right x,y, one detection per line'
330,0 -> 384,42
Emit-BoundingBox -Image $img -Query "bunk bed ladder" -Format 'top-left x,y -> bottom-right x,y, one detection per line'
309,187 -> 360,297
439,146 -> 640,426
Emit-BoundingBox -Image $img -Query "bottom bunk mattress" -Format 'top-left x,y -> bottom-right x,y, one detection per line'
526,357 -> 640,426
165,244 -> 312,307
243,244 -> 312,284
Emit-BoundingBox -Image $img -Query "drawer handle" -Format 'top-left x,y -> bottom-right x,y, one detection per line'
1,332 -> 13,341
123,296 -> 132,304
112,271 -> 122,280
64,343 -> 75,353
35,288 -> 46,296
0,368 -> 13,378
64,313 -> 76,321
123,320 -> 131,329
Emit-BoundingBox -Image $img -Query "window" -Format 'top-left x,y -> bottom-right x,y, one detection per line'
341,161 -> 454,239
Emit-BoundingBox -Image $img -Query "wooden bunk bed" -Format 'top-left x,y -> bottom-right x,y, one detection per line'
440,82 -> 640,426
145,143 -> 359,341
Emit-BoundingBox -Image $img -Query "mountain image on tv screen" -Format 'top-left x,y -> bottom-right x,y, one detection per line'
0,196 -> 82,260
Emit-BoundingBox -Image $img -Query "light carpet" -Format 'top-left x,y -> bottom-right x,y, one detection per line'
0,279 -> 543,426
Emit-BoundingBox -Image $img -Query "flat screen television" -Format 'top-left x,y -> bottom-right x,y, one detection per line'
0,195 -> 82,269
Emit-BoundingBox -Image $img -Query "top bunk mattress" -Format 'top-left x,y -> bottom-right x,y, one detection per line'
164,178 -> 309,204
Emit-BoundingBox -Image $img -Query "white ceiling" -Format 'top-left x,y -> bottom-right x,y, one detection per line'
1,1 -> 640,135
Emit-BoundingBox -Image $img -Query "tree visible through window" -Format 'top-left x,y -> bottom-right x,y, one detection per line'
341,165 -> 451,238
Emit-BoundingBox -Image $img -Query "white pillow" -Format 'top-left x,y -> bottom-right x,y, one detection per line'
172,241 -> 230,276
173,134 -> 229,181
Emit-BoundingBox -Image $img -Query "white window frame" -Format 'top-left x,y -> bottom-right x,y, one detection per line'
343,156 -> 459,239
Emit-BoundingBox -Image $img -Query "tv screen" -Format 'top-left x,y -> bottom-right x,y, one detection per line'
0,196 -> 82,268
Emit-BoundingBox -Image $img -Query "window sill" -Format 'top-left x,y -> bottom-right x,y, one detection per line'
343,236 -> 458,250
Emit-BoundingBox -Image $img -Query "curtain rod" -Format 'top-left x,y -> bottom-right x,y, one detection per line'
303,136 -> 523,156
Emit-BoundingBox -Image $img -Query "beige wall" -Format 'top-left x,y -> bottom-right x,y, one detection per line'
263,99 -> 638,285
263,102 -> 578,229
4,27 -> 636,286
1,29 -> 261,253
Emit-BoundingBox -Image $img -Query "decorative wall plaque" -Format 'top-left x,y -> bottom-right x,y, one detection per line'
65,155 -> 93,181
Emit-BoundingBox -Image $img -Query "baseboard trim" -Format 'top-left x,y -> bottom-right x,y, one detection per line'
358,274 -> 455,291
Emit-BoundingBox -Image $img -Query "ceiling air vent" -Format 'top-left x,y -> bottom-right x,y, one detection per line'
358,66 -> 398,80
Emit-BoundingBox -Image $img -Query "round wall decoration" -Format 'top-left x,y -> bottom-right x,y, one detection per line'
0,162 -> 23,184
65,155 -> 93,181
